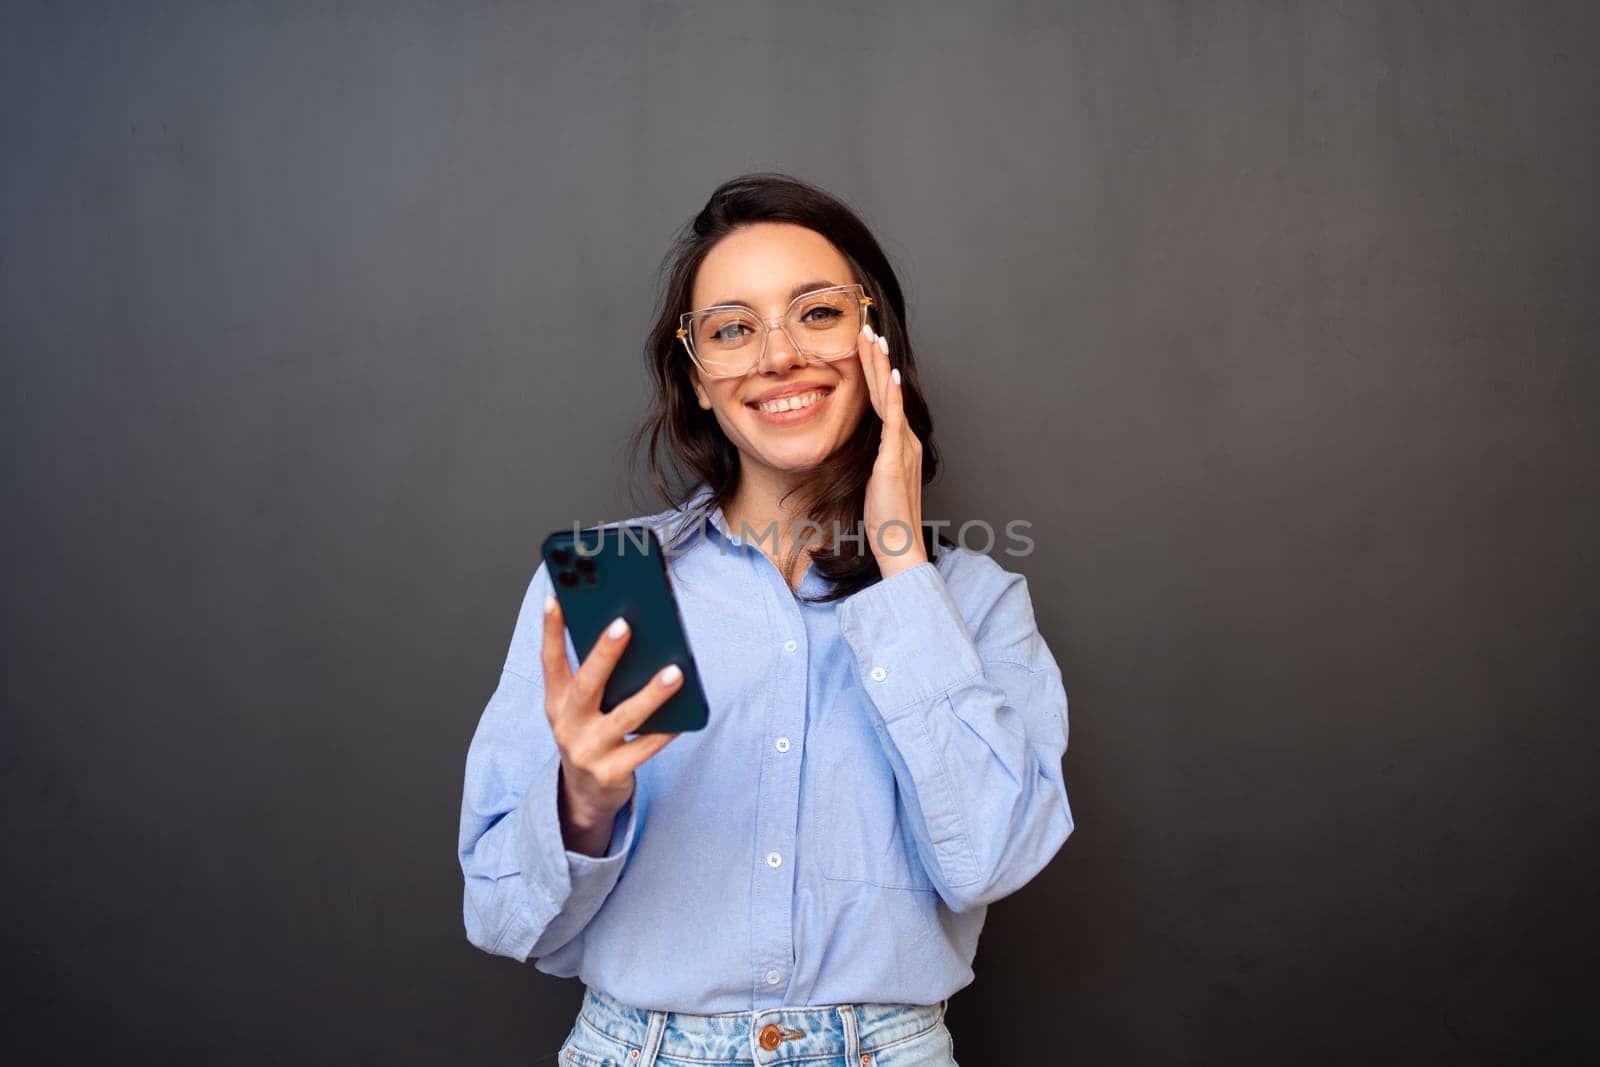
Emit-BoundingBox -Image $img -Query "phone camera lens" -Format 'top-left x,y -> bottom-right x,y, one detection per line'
551,549 -> 573,566
575,558 -> 596,575
556,570 -> 579,588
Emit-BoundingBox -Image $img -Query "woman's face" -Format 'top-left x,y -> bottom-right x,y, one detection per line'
688,222 -> 872,479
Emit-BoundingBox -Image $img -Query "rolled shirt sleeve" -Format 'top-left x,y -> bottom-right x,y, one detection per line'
835,554 -> 1074,913
458,562 -> 640,961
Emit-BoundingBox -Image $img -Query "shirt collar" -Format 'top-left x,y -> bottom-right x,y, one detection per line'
647,480 -> 726,556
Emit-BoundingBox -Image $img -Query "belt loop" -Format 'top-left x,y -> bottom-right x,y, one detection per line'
838,1003 -> 859,1065
635,1007 -> 667,1067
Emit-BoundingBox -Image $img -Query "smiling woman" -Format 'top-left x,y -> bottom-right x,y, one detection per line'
457,173 -> 1075,1067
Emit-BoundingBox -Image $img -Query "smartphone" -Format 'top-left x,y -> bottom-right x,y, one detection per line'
540,524 -> 709,734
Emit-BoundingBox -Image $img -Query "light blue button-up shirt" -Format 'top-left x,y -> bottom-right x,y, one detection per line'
458,482 -> 1074,1013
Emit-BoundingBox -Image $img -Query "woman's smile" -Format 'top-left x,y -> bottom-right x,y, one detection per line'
746,384 -> 835,423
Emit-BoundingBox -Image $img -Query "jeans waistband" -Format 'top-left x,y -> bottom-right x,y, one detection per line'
578,984 -> 948,1064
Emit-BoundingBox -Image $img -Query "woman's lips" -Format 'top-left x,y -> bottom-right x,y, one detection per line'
746,387 -> 833,426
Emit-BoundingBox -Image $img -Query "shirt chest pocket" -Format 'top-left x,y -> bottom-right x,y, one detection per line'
806,696 -> 936,892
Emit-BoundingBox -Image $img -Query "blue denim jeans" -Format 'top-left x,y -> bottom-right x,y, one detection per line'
558,984 -> 960,1067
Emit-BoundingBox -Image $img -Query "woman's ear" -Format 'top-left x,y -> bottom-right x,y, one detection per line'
692,377 -> 712,410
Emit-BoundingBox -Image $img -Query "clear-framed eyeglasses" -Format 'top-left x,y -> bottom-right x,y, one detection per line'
676,283 -> 875,380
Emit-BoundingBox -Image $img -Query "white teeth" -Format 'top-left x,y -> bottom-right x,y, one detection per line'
755,390 -> 827,414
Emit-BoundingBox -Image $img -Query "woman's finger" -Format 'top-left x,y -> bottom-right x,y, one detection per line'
871,335 -> 899,456
596,661 -> 685,744
859,324 -> 883,418
540,593 -> 574,721
887,364 -> 906,437
876,333 -> 894,421
601,729 -> 684,780
568,615 -> 633,712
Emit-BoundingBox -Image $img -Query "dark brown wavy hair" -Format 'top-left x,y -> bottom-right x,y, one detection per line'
627,172 -> 947,603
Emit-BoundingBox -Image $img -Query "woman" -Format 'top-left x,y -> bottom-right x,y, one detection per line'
458,174 -> 1074,1066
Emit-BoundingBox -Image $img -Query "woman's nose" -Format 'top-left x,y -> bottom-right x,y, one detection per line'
756,322 -> 807,374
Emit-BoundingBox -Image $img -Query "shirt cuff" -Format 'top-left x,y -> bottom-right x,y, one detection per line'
515,748 -> 639,926
835,560 -> 986,718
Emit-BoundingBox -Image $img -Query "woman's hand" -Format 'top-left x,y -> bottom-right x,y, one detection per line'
541,594 -> 684,856
857,320 -> 928,580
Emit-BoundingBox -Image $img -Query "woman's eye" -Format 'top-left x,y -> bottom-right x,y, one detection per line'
800,306 -> 843,324
706,321 -> 753,344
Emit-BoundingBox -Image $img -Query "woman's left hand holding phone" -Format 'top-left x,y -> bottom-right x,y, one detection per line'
541,593 -> 684,857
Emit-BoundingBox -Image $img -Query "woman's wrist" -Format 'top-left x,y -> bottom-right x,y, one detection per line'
876,547 -> 930,581
557,764 -> 618,857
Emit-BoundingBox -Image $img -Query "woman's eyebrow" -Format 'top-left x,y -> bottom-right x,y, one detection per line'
704,280 -> 845,309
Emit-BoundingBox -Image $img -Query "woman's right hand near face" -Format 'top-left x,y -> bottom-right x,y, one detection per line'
541,593 -> 684,855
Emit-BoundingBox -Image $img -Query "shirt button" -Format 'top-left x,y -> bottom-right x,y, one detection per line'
765,969 -> 781,985
870,666 -> 888,682
783,639 -> 797,653
767,851 -> 782,868
774,736 -> 790,753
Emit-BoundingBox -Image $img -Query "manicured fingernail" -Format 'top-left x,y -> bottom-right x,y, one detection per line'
659,664 -> 682,685
863,323 -> 876,341
607,617 -> 629,640
877,335 -> 889,355
544,594 -> 556,614
892,367 -> 901,386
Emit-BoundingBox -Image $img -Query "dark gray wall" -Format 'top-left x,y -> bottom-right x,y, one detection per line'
3,1 -> 1596,1063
